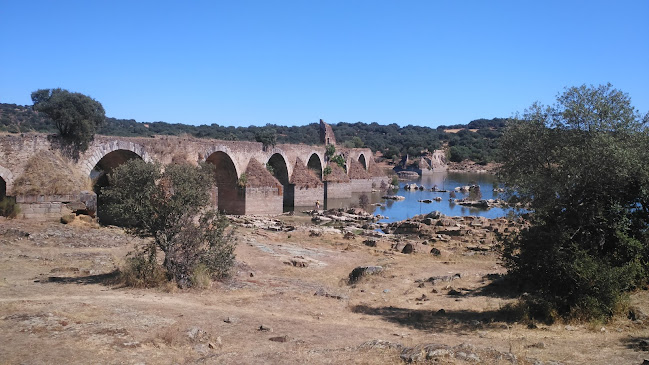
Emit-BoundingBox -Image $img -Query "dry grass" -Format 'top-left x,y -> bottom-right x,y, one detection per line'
348,159 -> 371,179
245,158 -> 282,188
291,157 -> 322,187
0,219 -> 647,364
323,163 -> 350,182
13,149 -> 92,195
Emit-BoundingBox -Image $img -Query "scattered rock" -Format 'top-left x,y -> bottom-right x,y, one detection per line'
629,306 -> 648,321
223,317 -> 238,324
314,288 -> 348,300
401,243 -> 414,254
269,335 -> 288,342
284,259 -> 308,268
348,266 -> 383,284
430,248 -> 441,256
258,325 -> 273,332
60,214 -> 75,224
525,342 -> 546,349
363,239 -> 377,247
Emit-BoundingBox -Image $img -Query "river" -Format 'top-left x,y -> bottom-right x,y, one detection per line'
322,172 -> 514,223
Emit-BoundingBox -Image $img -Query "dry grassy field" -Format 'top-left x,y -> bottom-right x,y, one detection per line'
0,216 -> 647,364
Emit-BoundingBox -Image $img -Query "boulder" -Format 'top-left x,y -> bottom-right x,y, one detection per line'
401,243 -> 414,254
348,266 -> 383,284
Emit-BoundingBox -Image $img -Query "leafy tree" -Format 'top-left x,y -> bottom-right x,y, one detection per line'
499,84 -> 649,320
330,154 -> 346,169
101,160 -> 236,288
325,144 -> 336,159
255,128 -> 277,151
31,88 -> 105,153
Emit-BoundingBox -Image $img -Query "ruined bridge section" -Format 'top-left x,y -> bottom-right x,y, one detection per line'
0,133 -> 386,218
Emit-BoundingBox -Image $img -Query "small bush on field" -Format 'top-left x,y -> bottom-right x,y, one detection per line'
0,197 -> 20,218
103,160 -> 237,288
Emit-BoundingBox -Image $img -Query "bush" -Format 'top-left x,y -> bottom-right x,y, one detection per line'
0,196 -> 19,218
31,88 -> 105,154
499,84 -> 649,320
103,160 -> 237,288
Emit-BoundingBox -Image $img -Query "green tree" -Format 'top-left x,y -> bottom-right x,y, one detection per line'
31,88 -> 105,153
330,154 -> 346,169
101,160 -> 236,288
255,128 -> 277,151
499,84 -> 649,320
325,144 -> 336,159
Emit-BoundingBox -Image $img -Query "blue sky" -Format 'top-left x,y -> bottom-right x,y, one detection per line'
1,1 -> 647,127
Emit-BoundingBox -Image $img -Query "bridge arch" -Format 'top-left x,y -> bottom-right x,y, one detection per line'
80,141 -> 151,177
358,153 -> 368,170
266,152 -> 292,209
0,165 -> 14,197
306,152 -> 323,179
203,146 -> 242,178
264,147 -> 293,179
205,148 -> 241,214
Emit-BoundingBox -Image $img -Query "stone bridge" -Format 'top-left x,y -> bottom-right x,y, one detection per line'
0,133 -> 386,218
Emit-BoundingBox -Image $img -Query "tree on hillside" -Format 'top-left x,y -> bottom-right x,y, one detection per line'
255,128 -> 277,151
101,160 -> 236,288
31,88 -> 105,154
499,84 -> 649,320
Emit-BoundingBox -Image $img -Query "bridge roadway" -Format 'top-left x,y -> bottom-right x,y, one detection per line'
0,134 -> 381,216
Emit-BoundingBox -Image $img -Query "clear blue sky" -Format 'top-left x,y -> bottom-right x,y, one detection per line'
1,1 -> 647,127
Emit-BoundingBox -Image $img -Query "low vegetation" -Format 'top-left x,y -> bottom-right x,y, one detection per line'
13,150 -> 92,196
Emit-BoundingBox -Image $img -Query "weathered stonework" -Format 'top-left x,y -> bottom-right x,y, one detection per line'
15,192 -> 96,221
244,187 -> 283,215
350,178 -> 373,193
0,132 -> 383,218
324,181 -> 352,199
291,185 -> 325,207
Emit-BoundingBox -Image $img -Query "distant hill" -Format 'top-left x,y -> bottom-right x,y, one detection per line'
0,103 -> 506,164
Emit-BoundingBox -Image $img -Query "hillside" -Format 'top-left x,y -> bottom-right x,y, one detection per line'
0,103 -> 505,164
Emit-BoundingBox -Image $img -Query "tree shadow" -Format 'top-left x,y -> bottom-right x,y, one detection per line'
620,336 -> 649,352
466,273 -> 521,299
39,270 -> 120,285
351,304 -> 519,334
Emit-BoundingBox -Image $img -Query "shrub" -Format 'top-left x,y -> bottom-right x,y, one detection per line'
103,160 -> 237,288
499,84 -> 649,320
0,196 -> 19,218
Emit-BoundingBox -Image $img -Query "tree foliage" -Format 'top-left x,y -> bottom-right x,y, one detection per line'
5,97 -> 505,163
101,160 -> 236,288
254,128 -> 277,150
31,88 -> 105,152
499,84 -> 649,320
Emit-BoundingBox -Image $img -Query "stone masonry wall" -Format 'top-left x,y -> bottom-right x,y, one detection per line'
292,185 -> 324,207
324,181 -> 352,199
350,178 -> 373,193
244,187 -> 283,215
16,192 -> 96,221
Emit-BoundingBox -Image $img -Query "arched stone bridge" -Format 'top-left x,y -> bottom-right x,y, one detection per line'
0,134 -> 385,217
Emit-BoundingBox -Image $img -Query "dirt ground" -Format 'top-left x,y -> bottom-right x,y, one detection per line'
0,216 -> 647,365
